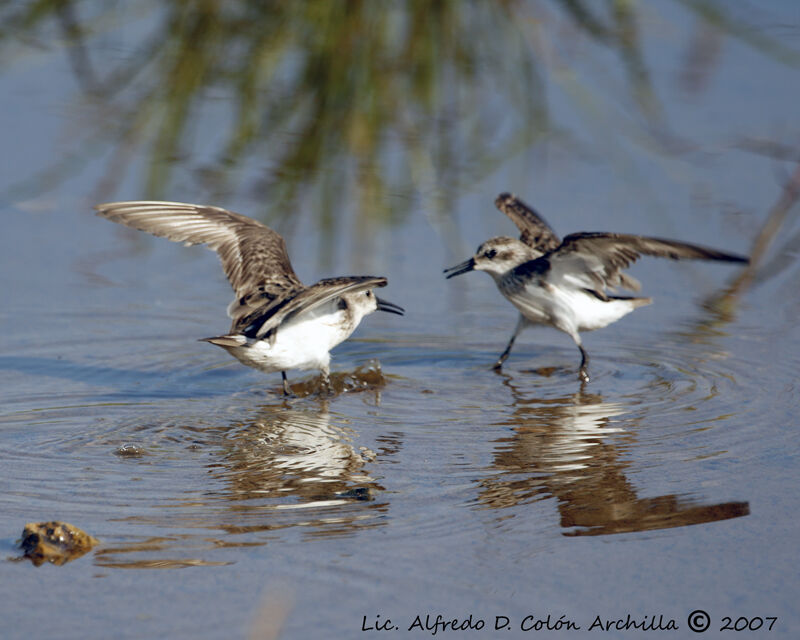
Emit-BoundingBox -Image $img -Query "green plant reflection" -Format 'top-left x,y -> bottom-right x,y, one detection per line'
1,0 -> 797,229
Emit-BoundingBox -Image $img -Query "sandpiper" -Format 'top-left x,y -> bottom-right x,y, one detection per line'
96,201 -> 404,394
445,193 -> 748,381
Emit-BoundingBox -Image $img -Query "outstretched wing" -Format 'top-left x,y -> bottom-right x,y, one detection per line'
236,276 -> 388,340
546,232 -> 748,292
95,201 -> 305,323
495,192 -> 561,252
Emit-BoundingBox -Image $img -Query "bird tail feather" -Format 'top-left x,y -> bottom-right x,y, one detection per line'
200,335 -> 247,348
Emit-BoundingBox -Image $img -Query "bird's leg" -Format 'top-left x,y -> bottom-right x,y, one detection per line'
281,371 -> 292,396
319,365 -> 333,396
493,339 -> 516,371
578,345 -> 590,383
493,315 -> 525,371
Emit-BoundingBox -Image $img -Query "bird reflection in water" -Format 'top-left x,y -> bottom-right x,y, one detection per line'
94,386 -> 390,568
208,388 -> 391,541
476,374 -> 749,536
219,402 -> 384,506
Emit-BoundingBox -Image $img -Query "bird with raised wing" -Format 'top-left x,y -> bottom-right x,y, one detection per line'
445,193 -> 748,381
96,201 -> 404,394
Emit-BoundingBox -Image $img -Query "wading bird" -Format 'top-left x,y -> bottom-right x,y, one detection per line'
445,193 -> 748,381
97,201 -> 404,394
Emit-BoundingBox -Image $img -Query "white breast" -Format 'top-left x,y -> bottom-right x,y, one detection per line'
506,282 -> 639,334
227,304 -> 356,373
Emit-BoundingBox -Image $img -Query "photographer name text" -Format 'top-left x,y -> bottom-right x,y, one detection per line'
361,611 -> 778,634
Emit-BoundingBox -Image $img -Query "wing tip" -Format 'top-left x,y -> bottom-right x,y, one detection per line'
494,192 -> 515,209
727,253 -> 750,264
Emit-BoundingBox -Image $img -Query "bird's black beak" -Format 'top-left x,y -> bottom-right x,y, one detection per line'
376,297 -> 405,315
444,257 -> 475,279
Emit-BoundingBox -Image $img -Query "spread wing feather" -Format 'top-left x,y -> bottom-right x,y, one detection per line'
547,232 -> 748,291
95,201 -> 305,324
495,193 -> 561,253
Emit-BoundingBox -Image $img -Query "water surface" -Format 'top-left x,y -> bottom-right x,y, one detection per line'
1,2 -> 799,638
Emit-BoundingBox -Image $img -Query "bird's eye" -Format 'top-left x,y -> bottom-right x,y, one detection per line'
485,249 -> 497,259
365,290 -> 372,297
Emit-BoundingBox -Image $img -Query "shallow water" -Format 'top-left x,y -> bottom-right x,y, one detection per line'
2,3 -> 800,639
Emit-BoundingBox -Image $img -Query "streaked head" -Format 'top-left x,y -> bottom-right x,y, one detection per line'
444,236 -> 538,281
342,289 -> 404,321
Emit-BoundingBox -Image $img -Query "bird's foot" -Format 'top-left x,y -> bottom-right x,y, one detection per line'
319,373 -> 335,397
